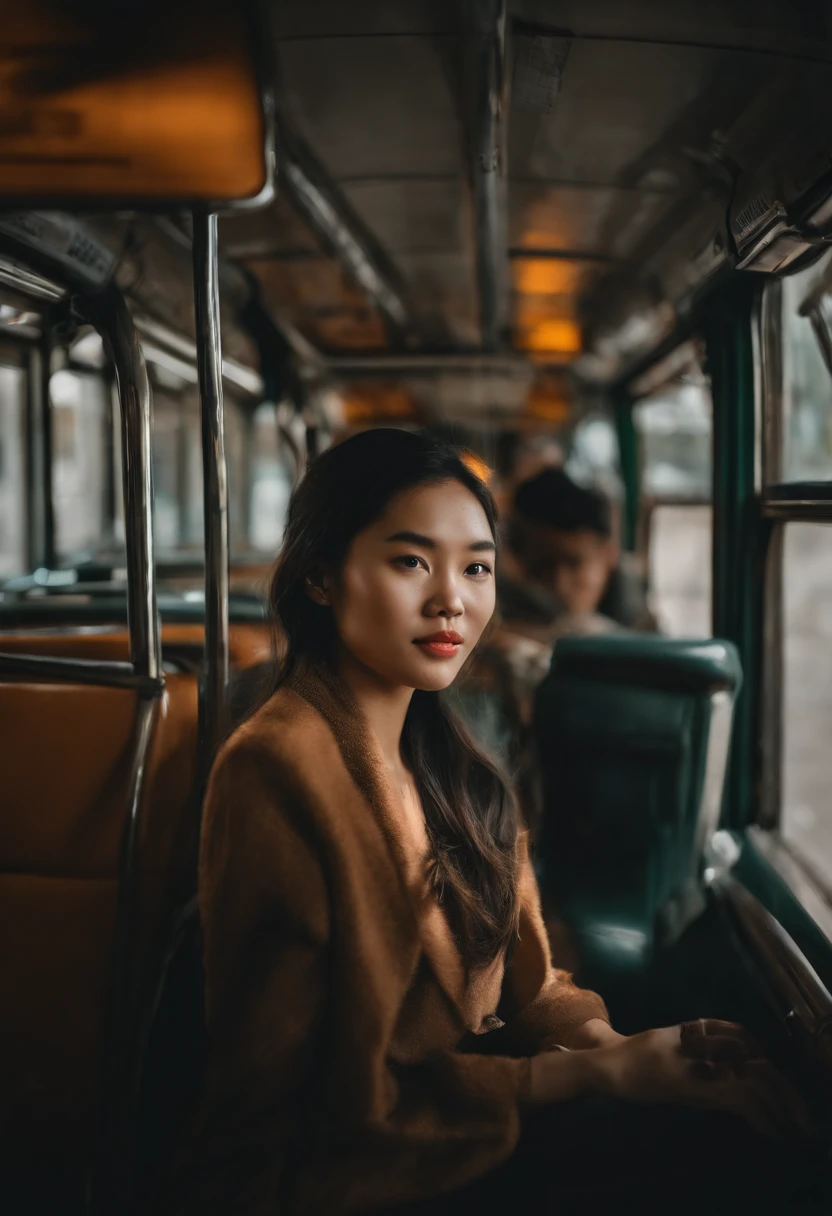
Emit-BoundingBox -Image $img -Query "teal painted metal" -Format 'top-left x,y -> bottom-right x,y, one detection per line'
534,634 -> 742,986
704,278 -> 762,831
613,386 -> 638,552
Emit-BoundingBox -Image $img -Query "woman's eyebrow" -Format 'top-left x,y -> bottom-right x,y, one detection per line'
385,530 -> 436,548
385,530 -> 495,553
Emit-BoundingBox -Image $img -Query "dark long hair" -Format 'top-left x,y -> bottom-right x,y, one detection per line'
269,428 -> 520,970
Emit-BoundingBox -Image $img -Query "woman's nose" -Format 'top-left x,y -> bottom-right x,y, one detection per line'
426,574 -> 464,618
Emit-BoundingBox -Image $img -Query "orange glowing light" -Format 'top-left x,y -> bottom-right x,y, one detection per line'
511,258 -> 585,296
342,384 -> 418,424
515,318 -> 582,356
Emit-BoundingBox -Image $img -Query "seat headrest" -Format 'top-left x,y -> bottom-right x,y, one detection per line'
549,635 -> 742,695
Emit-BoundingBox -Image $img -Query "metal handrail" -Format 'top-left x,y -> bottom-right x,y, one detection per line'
193,212 -> 230,772
714,873 -> 832,1065
82,287 -> 161,681
0,652 -> 162,693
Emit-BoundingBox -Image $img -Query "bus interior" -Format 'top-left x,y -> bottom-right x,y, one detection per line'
3,0 -> 832,1210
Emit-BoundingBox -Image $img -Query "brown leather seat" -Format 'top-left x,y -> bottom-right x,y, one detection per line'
0,663 -> 200,1198
0,617 -> 274,1199
0,622 -> 272,669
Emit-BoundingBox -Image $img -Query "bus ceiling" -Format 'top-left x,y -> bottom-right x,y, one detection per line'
220,0 -> 832,410
2,3 -> 832,419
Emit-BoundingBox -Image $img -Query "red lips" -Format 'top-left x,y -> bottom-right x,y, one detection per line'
416,630 -> 464,644
414,630 -> 464,659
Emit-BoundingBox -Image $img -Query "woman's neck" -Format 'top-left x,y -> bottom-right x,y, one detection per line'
334,645 -> 413,777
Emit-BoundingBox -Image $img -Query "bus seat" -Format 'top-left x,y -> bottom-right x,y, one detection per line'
0,622 -> 271,671
0,672 -> 199,1199
134,896 -> 206,1206
533,636 -> 741,987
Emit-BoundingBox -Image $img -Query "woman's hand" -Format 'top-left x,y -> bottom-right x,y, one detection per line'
587,1022 -> 810,1138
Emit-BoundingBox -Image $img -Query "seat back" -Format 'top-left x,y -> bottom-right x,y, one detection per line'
534,636 -> 741,983
133,897 -> 206,1207
0,617 -> 271,1201
0,671 -> 199,1204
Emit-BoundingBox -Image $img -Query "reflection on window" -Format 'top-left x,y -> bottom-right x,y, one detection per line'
0,365 -> 25,577
780,255 -> 832,482
634,381 -> 712,498
781,522 -> 832,887
52,370 -> 108,559
648,504 -> 712,637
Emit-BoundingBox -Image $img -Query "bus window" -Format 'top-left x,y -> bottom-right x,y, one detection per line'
0,364 -> 26,577
224,398 -> 247,555
634,376 -> 712,637
51,370 -> 109,560
779,256 -> 832,483
152,392 -> 184,552
249,403 -> 294,553
780,522 -> 832,888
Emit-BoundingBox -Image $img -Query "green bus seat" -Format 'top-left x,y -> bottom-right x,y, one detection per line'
533,636 -> 742,987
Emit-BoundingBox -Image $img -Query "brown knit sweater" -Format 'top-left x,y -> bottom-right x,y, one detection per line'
168,663 -> 608,1214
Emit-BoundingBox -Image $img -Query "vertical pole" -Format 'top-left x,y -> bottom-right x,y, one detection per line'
706,277 -> 761,830
175,396 -> 190,549
101,364 -> 117,548
613,386 -> 638,553
81,284 -> 162,1214
193,212 -> 230,767
24,335 -> 52,570
469,0 -> 507,352
240,405 -> 255,550
100,288 -> 161,681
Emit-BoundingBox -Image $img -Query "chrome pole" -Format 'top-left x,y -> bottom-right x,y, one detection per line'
193,212 -> 230,765
85,286 -> 161,681
469,0 -> 507,352
24,333 -> 54,570
78,284 -> 162,1213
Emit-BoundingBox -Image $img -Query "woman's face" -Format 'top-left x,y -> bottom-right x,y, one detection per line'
320,479 -> 496,692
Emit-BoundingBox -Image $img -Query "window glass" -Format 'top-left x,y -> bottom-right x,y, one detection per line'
152,393 -> 183,551
647,504 -> 712,637
52,370 -> 109,559
0,364 -> 26,577
779,254 -> 832,482
565,412 -> 621,501
634,380 -> 712,499
781,522 -> 832,887
224,397 -> 247,554
635,376 -> 712,638
249,403 -> 294,552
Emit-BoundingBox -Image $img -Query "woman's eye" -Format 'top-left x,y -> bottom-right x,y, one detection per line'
395,555 -> 424,570
466,562 -> 492,577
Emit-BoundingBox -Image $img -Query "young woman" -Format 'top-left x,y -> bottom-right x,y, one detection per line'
171,430 -> 814,1215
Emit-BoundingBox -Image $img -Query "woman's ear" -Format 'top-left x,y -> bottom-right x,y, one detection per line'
304,566 -> 331,606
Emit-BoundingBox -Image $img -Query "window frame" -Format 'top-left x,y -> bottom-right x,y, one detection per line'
758,273 -> 832,884
629,344 -> 714,638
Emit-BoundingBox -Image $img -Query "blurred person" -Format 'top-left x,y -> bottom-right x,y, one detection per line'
501,466 -> 656,638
